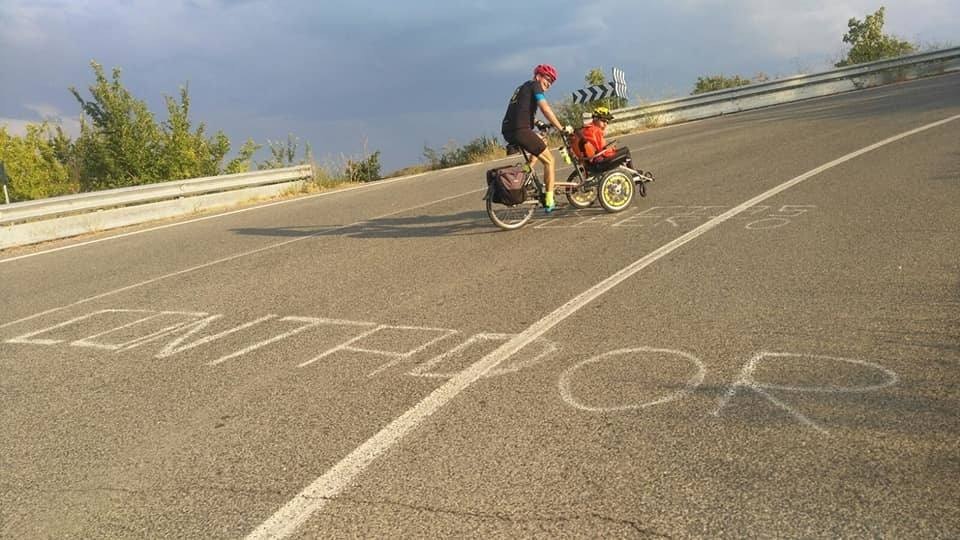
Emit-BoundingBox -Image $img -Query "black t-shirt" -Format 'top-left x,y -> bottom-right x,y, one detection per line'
501,79 -> 544,133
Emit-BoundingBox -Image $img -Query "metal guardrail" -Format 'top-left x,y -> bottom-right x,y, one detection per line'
0,164 -> 313,226
596,47 -> 960,132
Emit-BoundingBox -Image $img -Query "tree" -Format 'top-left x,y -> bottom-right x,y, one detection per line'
836,7 -> 916,67
0,124 -> 77,201
691,74 -> 752,95
159,84 -> 232,179
70,61 -> 164,190
224,139 -> 261,174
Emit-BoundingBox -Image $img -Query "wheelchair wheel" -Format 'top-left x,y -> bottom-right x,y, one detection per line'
564,171 -> 596,209
597,167 -> 635,213
485,186 -> 536,230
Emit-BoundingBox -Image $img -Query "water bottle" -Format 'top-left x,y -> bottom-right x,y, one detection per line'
559,146 -> 572,165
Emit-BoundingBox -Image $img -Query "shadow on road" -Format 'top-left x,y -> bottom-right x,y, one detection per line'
230,210 -> 498,239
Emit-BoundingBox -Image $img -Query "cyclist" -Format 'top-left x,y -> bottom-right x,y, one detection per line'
501,64 -> 573,213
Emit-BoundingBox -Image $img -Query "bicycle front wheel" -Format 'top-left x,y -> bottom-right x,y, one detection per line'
565,171 -> 596,209
486,196 -> 536,230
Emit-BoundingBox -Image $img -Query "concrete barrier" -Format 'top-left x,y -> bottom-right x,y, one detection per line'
0,179 -> 306,250
0,165 -> 313,250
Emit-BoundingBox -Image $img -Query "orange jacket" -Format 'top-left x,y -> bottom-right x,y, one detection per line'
572,124 -> 615,161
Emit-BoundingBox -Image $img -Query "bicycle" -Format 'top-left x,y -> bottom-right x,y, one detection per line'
485,122 -> 654,230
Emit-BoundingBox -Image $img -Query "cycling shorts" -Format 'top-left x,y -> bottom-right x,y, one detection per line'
502,128 -> 547,157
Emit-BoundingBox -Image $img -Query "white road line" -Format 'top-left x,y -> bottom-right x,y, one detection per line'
0,165 -> 483,264
245,113 -> 960,540
0,188 -> 485,330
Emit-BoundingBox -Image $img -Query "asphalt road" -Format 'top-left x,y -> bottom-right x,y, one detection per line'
2,72 -> 959,538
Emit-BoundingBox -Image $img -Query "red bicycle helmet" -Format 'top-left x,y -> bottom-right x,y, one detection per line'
533,64 -> 558,82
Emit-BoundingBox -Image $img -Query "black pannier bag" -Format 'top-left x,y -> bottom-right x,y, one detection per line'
486,165 -> 526,206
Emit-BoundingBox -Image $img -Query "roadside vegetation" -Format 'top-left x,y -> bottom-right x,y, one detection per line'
834,7 -> 915,67
0,61 -> 380,203
691,74 -> 755,95
0,6 -> 941,202
689,6 -> 921,95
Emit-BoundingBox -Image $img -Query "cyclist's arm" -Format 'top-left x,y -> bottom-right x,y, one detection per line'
583,141 -> 598,158
536,98 -> 564,131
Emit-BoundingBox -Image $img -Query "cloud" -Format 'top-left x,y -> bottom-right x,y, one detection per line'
1,0 -> 958,171
0,103 -> 81,137
0,118 -> 34,136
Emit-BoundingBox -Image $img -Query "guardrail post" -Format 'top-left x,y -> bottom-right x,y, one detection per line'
0,161 -> 10,205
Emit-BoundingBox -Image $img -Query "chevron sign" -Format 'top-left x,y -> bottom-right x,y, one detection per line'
572,67 -> 628,104
612,67 -> 627,99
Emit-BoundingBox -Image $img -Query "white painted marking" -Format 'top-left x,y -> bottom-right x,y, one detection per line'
246,115 -> 960,539
116,312 -> 210,351
155,315 -> 278,359
487,339 -> 558,378
5,305 -> 561,379
364,326 -> 459,378
773,205 -> 816,217
408,333 -> 557,379
207,316 -> 326,366
712,352 -> 900,434
745,218 -> 790,230
6,309 -> 150,345
71,312 -> 172,350
296,324 -> 381,368
558,348 -> 706,412
0,188 -> 485,331
295,323 -> 456,373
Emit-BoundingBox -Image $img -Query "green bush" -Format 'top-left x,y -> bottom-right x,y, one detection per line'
345,151 -> 381,182
258,134 -> 312,171
0,124 -> 77,201
692,74 -> 752,95
423,135 -> 504,170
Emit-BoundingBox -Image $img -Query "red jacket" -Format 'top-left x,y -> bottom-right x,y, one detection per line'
573,124 -> 615,161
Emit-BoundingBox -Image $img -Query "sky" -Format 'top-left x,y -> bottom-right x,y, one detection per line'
1,0 -> 958,173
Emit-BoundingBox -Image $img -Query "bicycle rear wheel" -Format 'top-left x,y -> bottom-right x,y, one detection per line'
486,195 -> 536,230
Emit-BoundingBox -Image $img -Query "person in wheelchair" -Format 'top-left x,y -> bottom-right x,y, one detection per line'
572,106 -> 638,175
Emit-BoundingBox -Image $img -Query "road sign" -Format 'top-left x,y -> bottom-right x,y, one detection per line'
612,67 -> 627,100
572,67 -> 628,104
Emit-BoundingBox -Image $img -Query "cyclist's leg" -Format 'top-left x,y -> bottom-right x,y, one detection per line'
509,129 -> 554,210
526,153 -> 540,171
537,147 -> 556,197
505,129 -> 540,171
